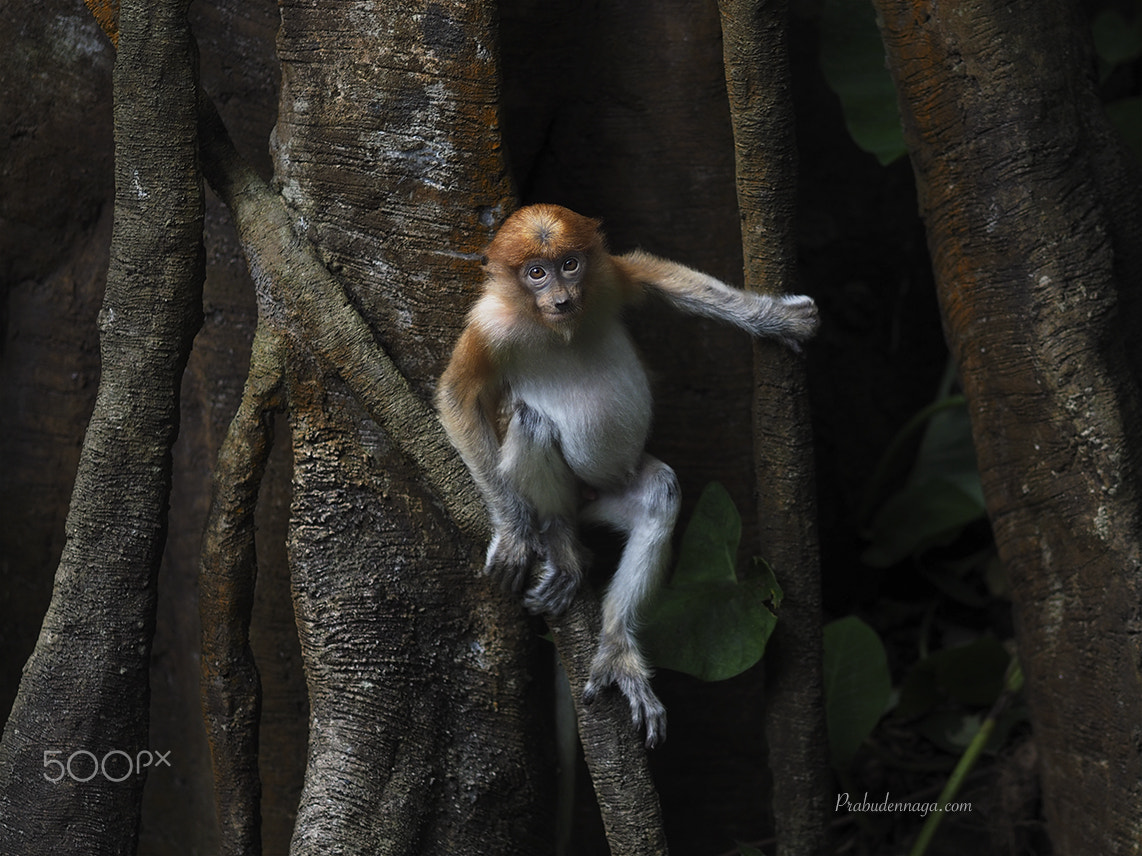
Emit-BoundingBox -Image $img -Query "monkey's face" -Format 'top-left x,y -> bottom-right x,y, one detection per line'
519,252 -> 587,331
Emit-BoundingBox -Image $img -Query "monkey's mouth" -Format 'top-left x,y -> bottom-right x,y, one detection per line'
543,305 -> 580,323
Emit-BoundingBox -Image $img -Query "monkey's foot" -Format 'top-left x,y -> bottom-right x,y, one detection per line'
583,644 -> 666,748
521,564 -> 581,617
522,520 -> 586,617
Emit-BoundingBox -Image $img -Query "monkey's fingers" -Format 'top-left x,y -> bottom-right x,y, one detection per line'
746,292 -> 819,351
483,529 -> 539,597
778,293 -> 820,346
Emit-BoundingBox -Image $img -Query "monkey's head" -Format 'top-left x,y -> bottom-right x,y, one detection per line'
485,204 -> 608,335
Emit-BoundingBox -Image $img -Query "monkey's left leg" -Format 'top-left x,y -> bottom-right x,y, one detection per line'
580,455 -> 680,747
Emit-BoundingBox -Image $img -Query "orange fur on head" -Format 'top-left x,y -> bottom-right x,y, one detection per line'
485,204 -> 606,272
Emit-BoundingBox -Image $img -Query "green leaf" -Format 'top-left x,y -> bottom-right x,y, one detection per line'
755,556 -> 783,612
820,0 -> 907,165
641,484 -> 780,681
823,616 -> 892,768
909,404 -> 983,504
672,480 -> 740,587
863,478 -> 985,567
895,636 -> 1010,718
863,399 -> 986,567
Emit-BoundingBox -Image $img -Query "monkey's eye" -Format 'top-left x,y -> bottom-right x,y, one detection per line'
561,256 -> 580,273
527,265 -> 547,281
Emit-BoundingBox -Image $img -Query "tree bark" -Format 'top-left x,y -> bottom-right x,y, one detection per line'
200,322 -> 286,856
267,2 -> 549,852
718,1 -> 829,853
875,0 -> 1142,851
0,0 -> 203,851
549,594 -> 669,856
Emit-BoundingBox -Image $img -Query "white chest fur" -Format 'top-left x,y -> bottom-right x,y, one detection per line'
505,320 -> 652,488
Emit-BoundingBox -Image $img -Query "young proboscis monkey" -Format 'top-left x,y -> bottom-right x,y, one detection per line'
436,204 -> 818,746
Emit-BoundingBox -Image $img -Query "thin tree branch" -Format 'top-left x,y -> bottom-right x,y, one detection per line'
550,592 -> 669,856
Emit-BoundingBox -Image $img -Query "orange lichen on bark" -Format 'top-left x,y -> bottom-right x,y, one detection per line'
84,0 -> 119,47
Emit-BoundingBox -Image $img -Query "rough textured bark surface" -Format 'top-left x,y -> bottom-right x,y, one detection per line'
199,323 -> 285,856
0,0 -> 203,851
269,2 -> 552,852
875,1 -> 1142,851
190,83 -> 549,856
549,593 -> 669,856
718,1 -> 828,853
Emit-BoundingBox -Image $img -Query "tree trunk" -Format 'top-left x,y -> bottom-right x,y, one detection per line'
0,0 -> 203,851
266,1 -> 549,852
718,2 -> 829,853
875,0 -> 1142,851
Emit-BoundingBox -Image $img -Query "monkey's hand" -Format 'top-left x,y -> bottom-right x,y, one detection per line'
583,636 -> 667,748
749,293 -> 819,353
484,518 -> 541,598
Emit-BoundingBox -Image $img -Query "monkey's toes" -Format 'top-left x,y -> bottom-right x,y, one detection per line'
636,698 -> 667,748
521,570 -> 579,618
583,662 -> 667,747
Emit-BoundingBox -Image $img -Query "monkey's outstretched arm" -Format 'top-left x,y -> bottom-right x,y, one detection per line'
615,249 -> 819,350
436,326 -> 539,592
